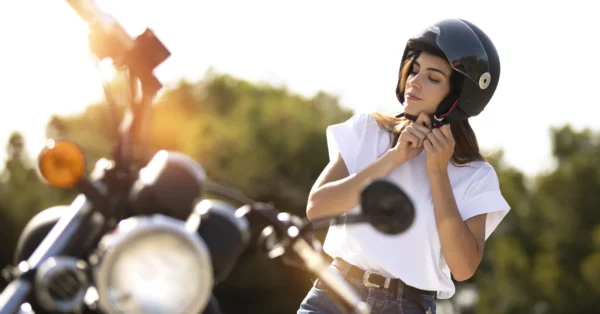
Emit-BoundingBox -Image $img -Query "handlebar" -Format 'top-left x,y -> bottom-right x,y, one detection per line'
204,182 -> 371,313
292,239 -> 370,314
205,178 -> 416,313
0,181 -> 372,314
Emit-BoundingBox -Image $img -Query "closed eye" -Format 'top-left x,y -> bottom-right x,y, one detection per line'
413,61 -> 449,79
411,66 -> 441,84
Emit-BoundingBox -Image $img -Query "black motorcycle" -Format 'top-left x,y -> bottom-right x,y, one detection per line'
0,1 -> 417,313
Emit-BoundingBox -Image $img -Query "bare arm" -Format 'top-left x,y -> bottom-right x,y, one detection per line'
424,125 -> 487,281
305,150 -> 402,221
306,113 -> 432,221
428,170 -> 487,281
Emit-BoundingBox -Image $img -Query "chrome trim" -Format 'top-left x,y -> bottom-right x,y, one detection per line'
139,150 -> 206,186
94,214 -> 213,314
35,257 -> 89,313
479,72 -> 491,89
28,195 -> 92,266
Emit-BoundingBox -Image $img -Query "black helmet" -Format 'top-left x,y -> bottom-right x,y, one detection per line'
395,19 -> 501,124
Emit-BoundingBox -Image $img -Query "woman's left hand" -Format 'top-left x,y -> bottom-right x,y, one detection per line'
423,124 -> 454,174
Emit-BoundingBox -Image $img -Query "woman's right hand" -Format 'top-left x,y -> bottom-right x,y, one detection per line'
307,113 -> 432,221
390,112 -> 432,165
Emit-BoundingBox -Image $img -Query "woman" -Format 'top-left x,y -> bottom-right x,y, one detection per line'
298,18 -> 510,314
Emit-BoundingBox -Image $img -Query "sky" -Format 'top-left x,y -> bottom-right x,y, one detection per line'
0,0 -> 597,177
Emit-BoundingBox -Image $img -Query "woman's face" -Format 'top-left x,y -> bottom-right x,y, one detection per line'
403,51 -> 452,116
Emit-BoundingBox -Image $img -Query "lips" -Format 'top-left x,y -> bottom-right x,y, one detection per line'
406,92 -> 422,101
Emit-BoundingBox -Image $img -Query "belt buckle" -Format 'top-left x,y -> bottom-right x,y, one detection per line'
362,270 -> 391,289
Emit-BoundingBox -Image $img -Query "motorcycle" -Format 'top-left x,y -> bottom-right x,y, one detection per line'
0,1 -> 417,313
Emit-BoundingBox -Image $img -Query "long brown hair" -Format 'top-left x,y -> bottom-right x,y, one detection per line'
373,51 -> 485,166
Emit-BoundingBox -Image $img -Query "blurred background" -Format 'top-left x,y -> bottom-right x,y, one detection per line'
0,0 -> 599,313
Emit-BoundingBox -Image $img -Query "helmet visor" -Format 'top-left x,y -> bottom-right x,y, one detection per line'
434,20 -> 491,89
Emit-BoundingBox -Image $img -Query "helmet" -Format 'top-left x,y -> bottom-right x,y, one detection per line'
395,19 -> 501,124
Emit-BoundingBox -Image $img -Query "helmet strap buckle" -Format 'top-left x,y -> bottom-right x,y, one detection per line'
432,115 -> 447,129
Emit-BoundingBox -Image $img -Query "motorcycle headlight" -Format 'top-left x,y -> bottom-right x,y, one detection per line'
94,215 -> 213,314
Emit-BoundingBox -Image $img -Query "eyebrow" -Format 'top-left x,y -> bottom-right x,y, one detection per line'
413,61 -> 449,78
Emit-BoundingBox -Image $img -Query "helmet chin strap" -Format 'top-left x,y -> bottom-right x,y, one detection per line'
397,94 -> 460,128
402,112 -> 419,122
399,112 -> 441,128
432,92 -> 460,128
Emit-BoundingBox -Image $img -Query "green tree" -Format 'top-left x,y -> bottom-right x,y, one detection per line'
475,126 -> 600,314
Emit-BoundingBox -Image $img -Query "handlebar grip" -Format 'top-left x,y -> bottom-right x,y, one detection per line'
292,239 -> 370,314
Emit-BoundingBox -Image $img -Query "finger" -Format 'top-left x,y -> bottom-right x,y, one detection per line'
440,124 -> 454,143
400,131 -> 420,147
411,122 -> 431,135
423,139 -> 433,153
405,128 -> 421,147
406,126 -> 427,146
416,112 -> 432,129
427,132 -> 441,149
432,128 -> 446,145
407,124 -> 431,143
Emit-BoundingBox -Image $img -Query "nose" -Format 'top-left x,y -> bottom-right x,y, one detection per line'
407,72 -> 423,90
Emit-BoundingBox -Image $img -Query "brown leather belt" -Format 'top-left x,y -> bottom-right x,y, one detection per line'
332,258 -> 436,313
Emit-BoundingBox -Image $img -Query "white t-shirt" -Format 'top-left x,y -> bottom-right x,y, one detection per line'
321,113 -> 511,300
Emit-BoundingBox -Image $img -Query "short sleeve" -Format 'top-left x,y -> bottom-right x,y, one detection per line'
459,163 -> 511,240
325,113 -> 368,174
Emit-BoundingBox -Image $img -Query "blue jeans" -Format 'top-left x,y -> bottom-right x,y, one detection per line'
297,262 -> 437,314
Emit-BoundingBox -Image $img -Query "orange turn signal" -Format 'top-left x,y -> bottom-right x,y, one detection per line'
38,140 -> 86,188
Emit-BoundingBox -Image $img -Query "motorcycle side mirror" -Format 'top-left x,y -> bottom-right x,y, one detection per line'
302,179 -> 416,236
359,179 -> 415,235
